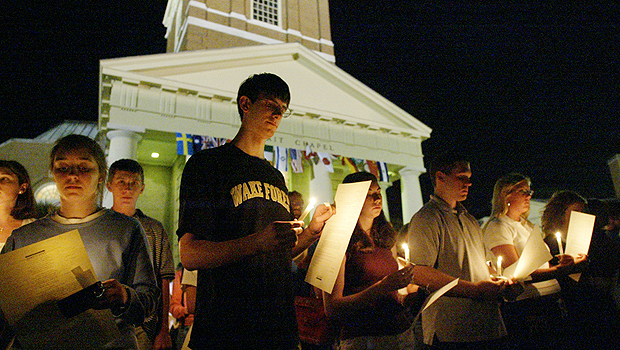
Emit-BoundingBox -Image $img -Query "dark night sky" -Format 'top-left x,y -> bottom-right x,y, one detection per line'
2,2 -> 619,218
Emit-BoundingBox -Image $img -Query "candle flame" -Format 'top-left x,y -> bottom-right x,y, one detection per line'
298,198 -> 317,221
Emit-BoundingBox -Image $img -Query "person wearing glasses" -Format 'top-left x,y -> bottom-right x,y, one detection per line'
482,173 -> 586,349
177,73 -> 334,350
407,152 -> 516,350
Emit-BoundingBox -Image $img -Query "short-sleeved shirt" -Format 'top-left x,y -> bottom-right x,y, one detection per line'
484,215 -> 560,299
408,195 -> 506,344
177,143 -> 296,349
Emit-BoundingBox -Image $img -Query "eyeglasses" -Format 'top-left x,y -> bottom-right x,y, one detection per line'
515,189 -> 534,197
259,99 -> 292,118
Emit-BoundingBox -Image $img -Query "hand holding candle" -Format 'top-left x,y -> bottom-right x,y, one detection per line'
555,232 -> 564,255
298,198 -> 317,222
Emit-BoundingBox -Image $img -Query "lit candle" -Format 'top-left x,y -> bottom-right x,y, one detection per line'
298,198 -> 317,222
402,243 -> 410,263
556,232 -> 564,255
497,256 -> 503,277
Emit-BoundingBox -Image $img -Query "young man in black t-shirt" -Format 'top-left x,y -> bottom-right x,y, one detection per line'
177,73 -> 333,350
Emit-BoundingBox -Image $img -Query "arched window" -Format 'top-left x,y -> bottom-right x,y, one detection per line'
34,182 -> 60,206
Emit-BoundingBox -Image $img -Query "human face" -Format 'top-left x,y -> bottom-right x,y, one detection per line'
241,96 -> 289,139
0,168 -> 24,209
359,182 -> 383,220
106,170 -> 144,211
437,162 -> 472,205
52,149 -> 103,204
289,194 -> 304,220
506,180 -> 532,217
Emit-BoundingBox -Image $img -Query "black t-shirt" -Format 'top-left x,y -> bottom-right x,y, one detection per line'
177,143 -> 297,349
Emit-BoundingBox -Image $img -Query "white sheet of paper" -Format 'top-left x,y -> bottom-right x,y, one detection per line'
565,211 -> 596,257
422,278 -> 459,312
0,230 -> 120,349
511,225 -> 553,281
565,211 -> 595,281
305,180 -> 372,294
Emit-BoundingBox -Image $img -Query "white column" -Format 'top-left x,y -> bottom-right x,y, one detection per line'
379,181 -> 391,221
399,167 -> 424,224
309,162 -> 334,211
103,129 -> 142,207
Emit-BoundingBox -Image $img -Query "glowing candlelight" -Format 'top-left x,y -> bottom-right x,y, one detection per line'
497,256 -> 503,277
402,243 -> 410,263
298,198 -> 317,222
556,232 -> 564,255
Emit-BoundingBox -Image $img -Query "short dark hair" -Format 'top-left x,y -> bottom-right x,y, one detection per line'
0,160 -> 36,220
108,159 -> 144,183
343,171 -> 378,184
288,190 -> 302,200
50,134 -> 107,199
428,151 -> 469,187
236,73 -> 290,120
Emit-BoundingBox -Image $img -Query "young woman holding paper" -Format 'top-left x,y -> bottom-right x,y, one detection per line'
483,174 -> 586,349
322,172 -> 418,350
1,135 -> 158,349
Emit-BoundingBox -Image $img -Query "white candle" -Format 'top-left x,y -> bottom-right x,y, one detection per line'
556,232 -> 564,255
402,243 -> 410,263
298,198 -> 317,222
497,256 -> 503,277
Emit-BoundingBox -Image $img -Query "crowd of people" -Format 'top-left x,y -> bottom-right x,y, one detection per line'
1,72 -> 620,350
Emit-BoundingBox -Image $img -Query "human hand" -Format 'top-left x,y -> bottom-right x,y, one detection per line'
307,203 -> 335,236
474,279 -> 506,300
402,283 -> 429,309
556,254 -> 575,268
93,279 -> 128,310
256,221 -> 302,253
556,253 -> 588,274
502,278 -> 525,301
574,253 -> 588,264
153,329 -> 173,350
380,265 -> 415,292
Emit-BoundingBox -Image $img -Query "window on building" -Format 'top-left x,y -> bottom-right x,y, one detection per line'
253,0 -> 280,26
35,182 -> 60,206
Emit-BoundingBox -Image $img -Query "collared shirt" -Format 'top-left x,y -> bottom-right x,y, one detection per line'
408,195 -> 506,344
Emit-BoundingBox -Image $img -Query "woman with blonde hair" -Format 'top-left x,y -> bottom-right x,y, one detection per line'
483,173 -> 585,349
